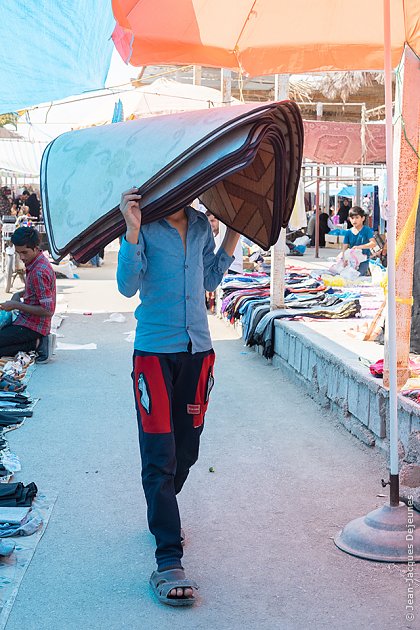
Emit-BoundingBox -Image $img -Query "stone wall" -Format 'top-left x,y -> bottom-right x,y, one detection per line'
260,320 -> 420,460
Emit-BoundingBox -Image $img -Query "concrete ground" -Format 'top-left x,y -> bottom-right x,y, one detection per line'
2,253 -> 416,630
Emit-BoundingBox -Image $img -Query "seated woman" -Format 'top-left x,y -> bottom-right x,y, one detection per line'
342,206 -> 376,276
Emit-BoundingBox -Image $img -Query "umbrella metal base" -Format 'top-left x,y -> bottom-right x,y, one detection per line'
334,502 -> 420,562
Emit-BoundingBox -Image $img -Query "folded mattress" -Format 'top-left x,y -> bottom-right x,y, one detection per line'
40,101 -> 303,262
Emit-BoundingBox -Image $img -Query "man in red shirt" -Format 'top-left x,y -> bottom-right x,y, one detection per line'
0,227 -> 56,361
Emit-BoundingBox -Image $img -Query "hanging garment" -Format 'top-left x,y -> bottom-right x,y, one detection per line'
288,181 -> 307,230
41,102 -> 303,261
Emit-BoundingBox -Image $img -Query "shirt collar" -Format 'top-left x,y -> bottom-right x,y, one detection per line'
160,206 -> 197,228
185,205 -> 197,225
25,251 -> 44,272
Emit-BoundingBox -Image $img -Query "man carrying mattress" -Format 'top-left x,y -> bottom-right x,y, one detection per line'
117,188 -> 240,607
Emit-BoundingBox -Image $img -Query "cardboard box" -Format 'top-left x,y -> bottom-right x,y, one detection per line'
325,234 -> 338,245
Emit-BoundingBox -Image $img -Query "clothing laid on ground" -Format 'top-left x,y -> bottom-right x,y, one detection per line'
117,206 -> 233,354
117,206 -> 231,572
0,482 -> 37,507
343,226 -> 374,276
133,348 -> 215,570
249,298 -> 361,358
219,270 -> 363,359
14,251 -> 56,336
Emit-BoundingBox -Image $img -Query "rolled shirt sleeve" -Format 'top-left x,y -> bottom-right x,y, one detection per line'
203,224 -> 234,291
34,270 -> 55,315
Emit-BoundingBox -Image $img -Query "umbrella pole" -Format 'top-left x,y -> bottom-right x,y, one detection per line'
383,0 -> 399,505
333,0 -> 420,561
270,75 -> 289,309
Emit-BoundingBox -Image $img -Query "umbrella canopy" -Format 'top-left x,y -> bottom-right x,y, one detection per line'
112,0 -> 420,74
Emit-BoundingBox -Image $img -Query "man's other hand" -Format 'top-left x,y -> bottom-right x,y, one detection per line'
0,301 -> 20,312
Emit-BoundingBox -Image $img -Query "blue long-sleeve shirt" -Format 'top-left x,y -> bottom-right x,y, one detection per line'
117,206 -> 234,353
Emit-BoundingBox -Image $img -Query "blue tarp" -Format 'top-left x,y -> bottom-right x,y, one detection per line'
338,185 -> 375,198
0,1 -> 115,113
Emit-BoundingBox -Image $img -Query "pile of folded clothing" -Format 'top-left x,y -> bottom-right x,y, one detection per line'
0,438 -> 20,482
0,482 -> 37,507
246,293 -> 361,358
0,503 -> 43,538
220,274 -> 270,324
0,392 -> 34,420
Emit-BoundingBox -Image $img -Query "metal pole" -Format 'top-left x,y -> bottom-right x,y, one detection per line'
193,66 -> 202,85
355,167 -> 362,206
221,69 -> 232,104
325,166 -> 330,215
315,167 -> 320,258
383,0 -> 399,504
270,74 -> 289,309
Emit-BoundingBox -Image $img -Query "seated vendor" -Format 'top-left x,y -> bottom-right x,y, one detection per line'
342,206 -> 376,276
0,227 -> 56,362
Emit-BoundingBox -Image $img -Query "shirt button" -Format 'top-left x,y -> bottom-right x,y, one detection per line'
185,264 -> 188,269
186,326 -> 190,331
136,251 -> 140,256
186,295 -> 190,300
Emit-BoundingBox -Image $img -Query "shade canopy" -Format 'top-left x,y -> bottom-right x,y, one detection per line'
0,141 -> 45,176
112,0 -> 420,75
16,78 -> 240,143
0,0 -> 115,114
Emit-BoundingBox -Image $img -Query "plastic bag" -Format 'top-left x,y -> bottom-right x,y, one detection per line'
294,235 -> 310,246
0,310 -> 12,330
341,266 -> 360,280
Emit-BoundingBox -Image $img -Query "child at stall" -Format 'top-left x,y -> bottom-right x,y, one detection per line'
342,206 -> 376,276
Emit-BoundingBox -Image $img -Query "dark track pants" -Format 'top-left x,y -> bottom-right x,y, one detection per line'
132,348 -> 215,570
0,324 -> 41,358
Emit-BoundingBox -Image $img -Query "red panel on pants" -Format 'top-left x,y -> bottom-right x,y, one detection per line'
133,355 -> 171,433
192,352 -> 215,428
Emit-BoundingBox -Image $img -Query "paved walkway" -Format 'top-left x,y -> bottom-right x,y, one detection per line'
3,254 -> 414,630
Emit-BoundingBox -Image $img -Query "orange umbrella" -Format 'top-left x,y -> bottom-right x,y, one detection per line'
112,0 -> 420,74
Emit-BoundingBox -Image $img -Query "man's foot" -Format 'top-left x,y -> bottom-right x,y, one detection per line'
150,568 -> 198,606
36,333 -> 55,364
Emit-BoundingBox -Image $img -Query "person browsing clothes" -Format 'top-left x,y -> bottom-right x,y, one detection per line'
117,189 -> 240,607
342,206 -> 376,276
